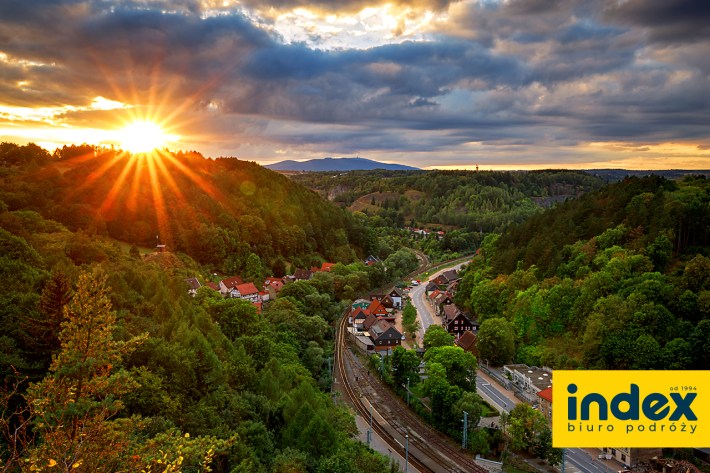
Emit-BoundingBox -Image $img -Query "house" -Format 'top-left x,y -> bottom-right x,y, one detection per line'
253,301 -> 263,313
537,387 -> 552,423
433,275 -> 449,287
282,275 -> 296,285
367,319 -> 402,353
441,304 -> 476,337
352,298 -> 370,310
428,289 -> 442,303
447,280 -> 459,295
599,448 -> 662,468
204,282 -> 220,291
234,283 -> 260,303
433,293 -> 454,313
263,277 -> 284,299
456,330 -> 477,355
321,263 -> 335,272
293,269 -> 313,281
503,364 -> 552,394
264,277 -> 283,288
362,314 -> 381,331
348,327 -> 376,355
441,269 -> 458,282
219,276 -> 244,297
425,282 -> 441,293
379,295 -> 395,309
368,294 -> 385,302
364,255 -> 379,264
183,278 -> 201,297
258,291 -> 269,302
367,299 -> 389,319
351,308 -> 370,330
387,287 -> 403,308
157,244 -> 167,253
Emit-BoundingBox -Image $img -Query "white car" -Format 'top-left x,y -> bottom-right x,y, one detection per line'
411,280 -> 420,286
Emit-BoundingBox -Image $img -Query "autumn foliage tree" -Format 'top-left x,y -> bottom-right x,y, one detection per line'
24,268 -> 146,471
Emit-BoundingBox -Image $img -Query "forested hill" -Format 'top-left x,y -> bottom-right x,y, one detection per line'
458,174 -> 710,371
293,169 -> 607,233
0,141 -> 410,471
0,142 -> 367,273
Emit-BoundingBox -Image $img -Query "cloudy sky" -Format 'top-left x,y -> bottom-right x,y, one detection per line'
1,0 -> 709,169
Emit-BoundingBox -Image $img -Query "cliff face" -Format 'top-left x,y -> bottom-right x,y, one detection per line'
328,184 -> 351,201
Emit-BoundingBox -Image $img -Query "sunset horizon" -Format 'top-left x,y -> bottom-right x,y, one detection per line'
1,0 -> 708,170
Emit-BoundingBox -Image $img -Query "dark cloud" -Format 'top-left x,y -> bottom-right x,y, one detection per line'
603,0 -> 710,43
0,0 -> 708,164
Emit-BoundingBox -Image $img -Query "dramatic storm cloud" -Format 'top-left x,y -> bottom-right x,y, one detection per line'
1,0 -> 709,168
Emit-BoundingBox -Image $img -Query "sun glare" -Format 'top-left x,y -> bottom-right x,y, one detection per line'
119,121 -> 179,153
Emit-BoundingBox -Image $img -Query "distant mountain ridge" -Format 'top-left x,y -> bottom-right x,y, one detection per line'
264,157 -> 419,172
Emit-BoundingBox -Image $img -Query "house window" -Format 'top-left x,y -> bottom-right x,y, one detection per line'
378,341 -> 382,345
621,454 -> 626,463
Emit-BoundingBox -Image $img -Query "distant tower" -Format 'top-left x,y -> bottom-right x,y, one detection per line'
476,164 -> 479,172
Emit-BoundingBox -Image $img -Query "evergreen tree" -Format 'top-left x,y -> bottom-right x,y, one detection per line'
24,269 -> 146,470
23,269 -> 74,368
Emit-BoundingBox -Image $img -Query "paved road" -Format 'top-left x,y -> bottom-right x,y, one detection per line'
476,379 -> 514,413
477,377 -> 616,473
410,262 -> 466,342
409,258 -> 618,473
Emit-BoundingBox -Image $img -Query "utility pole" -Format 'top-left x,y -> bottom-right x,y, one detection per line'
407,378 -> 410,408
367,404 -> 373,446
462,411 -> 469,450
405,435 -> 409,473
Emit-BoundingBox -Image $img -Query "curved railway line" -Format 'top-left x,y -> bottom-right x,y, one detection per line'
335,251 -> 489,473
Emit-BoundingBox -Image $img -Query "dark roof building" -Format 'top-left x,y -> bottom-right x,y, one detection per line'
293,269 -> 313,281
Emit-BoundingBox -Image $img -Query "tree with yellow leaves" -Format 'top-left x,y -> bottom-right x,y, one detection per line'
23,268 -> 146,471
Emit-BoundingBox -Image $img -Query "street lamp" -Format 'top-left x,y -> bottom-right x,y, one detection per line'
462,411 -> 468,450
407,378 -> 410,408
405,435 -> 409,473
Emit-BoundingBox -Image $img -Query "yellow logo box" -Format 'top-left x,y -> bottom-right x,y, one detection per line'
553,371 -> 708,447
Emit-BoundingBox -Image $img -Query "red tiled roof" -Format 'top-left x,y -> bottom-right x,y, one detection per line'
264,277 -> 282,286
204,282 -> 220,291
321,263 -> 335,271
235,283 -> 258,295
538,387 -> 553,403
253,301 -> 263,313
221,276 -> 244,289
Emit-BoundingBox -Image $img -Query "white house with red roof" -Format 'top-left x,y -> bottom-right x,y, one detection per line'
219,276 -> 244,298
234,283 -> 260,303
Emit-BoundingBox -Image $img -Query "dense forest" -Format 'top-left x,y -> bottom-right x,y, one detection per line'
0,142 -> 417,471
0,143 -> 370,275
293,169 -> 607,233
457,175 -> 710,371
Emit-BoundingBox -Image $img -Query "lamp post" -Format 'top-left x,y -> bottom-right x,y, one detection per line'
405,435 -> 409,473
407,378 -> 410,408
367,404 -> 373,446
462,411 -> 469,450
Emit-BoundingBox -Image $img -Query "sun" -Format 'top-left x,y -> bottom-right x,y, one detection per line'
119,121 -> 179,153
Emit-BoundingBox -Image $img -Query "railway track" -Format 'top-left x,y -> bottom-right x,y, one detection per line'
340,329 -> 489,473
335,250 -> 483,472
336,314 -> 432,472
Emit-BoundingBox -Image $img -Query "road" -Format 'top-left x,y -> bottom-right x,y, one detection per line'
410,261 -> 466,342
410,263 -> 619,473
